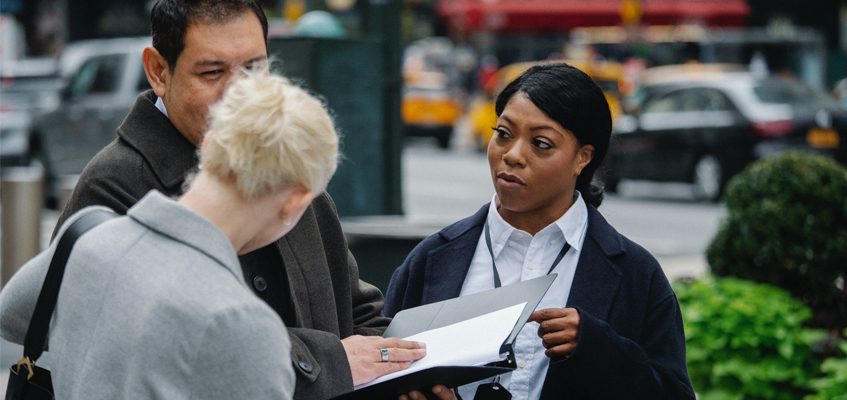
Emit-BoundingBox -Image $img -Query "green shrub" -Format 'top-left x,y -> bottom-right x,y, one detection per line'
807,334 -> 847,400
676,277 -> 825,399
706,152 -> 847,329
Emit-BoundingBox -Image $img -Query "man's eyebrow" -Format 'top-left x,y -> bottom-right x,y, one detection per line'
193,56 -> 268,68
246,56 -> 268,65
193,60 -> 227,68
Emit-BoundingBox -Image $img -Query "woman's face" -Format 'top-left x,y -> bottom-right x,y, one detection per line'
488,92 -> 594,225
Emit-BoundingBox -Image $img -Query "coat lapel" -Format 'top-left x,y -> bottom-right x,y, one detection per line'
421,205 -> 488,304
276,204 -> 333,330
566,206 -> 625,320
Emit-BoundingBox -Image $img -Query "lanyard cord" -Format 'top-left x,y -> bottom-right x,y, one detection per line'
483,221 -> 571,289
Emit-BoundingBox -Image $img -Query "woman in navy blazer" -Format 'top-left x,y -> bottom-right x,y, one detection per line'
385,63 -> 695,399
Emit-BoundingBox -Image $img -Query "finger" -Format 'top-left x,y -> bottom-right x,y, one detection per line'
376,361 -> 414,376
529,307 -> 569,323
544,342 -> 577,358
381,337 -> 427,349
405,391 -> 423,400
431,385 -> 457,400
536,313 -> 580,336
536,318 -> 568,336
541,330 -> 578,349
379,347 -> 427,362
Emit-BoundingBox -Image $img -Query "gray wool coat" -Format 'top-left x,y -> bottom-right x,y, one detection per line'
0,192 -> 295,399
52,91 -> 391,399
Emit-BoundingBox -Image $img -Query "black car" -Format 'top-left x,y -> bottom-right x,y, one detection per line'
605,69 -> 846,201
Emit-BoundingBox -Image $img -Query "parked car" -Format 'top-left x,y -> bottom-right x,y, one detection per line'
27,37 -> 150,206
401,78 -> 462,149
0,58 -> 63,166
605,65 -> 847,201
401,37 -> 464,149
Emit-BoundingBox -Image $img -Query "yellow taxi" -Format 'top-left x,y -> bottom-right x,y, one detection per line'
401,71 -> 463,149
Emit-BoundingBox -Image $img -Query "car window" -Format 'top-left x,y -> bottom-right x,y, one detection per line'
643,89 -> 690,113
753,79 -> 840,109
643,87 -> 734,114
700,89 -> 734,112
66,54 -> 125,98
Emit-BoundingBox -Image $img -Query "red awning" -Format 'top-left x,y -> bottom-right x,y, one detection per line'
438,0 -> 749,32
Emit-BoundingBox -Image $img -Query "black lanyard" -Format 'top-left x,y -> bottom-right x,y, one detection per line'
483,221 -> 571,288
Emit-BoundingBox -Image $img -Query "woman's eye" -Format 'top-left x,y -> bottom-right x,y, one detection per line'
533,138 -> 553,149
493,127 -> 510,139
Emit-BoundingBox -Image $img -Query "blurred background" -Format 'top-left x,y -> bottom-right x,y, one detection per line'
1,0 -> 847,397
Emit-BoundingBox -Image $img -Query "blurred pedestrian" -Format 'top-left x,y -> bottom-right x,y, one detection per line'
0,68 -> 341,399
48,0 -> 436,398
385,63 -> 695,399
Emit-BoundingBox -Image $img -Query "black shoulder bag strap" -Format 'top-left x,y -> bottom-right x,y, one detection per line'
16,209 -> 117,373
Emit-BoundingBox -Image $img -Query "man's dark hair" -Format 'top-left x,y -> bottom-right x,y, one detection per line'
150,0 -> 269,69
495,63 -> 613,208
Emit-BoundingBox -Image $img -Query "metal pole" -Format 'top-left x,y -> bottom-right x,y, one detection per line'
363,0 -> 404,215
1,166 -> 44,287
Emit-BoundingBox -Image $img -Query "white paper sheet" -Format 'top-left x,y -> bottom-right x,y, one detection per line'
356,302 -> 527,389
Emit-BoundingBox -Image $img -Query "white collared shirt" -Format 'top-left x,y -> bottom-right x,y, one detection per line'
457,192 -> 589,400
155,96 -> 169,117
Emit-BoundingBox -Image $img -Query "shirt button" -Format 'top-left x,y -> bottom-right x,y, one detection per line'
252,276 -> 268,292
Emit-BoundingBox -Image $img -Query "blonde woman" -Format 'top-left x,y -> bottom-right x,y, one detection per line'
0,70 -> 338,399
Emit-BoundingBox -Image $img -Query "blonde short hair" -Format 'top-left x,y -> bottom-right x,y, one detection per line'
201,69 -> 339,199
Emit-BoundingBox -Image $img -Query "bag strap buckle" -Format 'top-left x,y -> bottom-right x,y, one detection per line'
14,356 -> 35,380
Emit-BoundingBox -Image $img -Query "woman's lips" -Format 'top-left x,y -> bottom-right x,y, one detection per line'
496,172 -> 526,189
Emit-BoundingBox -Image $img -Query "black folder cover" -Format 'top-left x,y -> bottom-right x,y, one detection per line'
331,275 -> 557,399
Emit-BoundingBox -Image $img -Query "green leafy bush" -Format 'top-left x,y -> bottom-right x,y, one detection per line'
706,152 -> 847,329
807,334 -> 847,400
676,277 -> 825,399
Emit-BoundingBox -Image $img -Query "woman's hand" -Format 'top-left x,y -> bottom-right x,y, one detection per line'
529,307 -> 580,358
341,335 -> 426,386
399,385 -> 457,400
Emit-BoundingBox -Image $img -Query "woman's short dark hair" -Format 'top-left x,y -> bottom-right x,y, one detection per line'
494,62 -> 612,208
150,0 -> 268,69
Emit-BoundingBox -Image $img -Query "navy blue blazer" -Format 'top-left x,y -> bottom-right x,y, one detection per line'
384,204 -> 695,399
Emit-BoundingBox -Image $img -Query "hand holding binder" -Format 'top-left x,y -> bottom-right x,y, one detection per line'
332,275 -> 557,399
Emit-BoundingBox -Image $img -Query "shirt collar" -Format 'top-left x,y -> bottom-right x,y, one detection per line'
155,96 -> 169,118
486,191 -> 589,258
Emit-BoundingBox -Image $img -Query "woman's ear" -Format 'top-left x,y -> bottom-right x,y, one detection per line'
575,144 -> 595,176
277,185 -> 314,224
142,47 -> 170,98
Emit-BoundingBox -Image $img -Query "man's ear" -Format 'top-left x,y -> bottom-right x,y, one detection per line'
142,46 -> 170,98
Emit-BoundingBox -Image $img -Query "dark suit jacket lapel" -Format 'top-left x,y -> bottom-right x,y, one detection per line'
421,204 -> 488,304
117,91 -> 198,194
276,204 -> 334,331
566,206 -> 625,320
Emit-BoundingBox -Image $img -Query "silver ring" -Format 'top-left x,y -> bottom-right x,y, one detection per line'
379,348 -> 389,362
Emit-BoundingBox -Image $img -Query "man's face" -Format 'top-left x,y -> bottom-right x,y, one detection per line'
154,10 -> 267,146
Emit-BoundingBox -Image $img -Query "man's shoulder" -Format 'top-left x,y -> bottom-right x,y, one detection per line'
58,137 -> 159,224
76,137 -> 157,195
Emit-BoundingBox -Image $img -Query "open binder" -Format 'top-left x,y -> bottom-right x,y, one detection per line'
332,274 -> 557,399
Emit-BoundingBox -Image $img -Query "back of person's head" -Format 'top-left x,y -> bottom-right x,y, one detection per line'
495,63 -> 612,207
150,0 -> 268,69
202,68 -> 339,199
